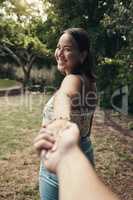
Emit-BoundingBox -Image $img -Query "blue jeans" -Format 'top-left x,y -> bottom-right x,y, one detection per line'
39,137 -> 94,200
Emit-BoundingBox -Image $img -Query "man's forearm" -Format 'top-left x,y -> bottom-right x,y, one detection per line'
57,146 -> 119,200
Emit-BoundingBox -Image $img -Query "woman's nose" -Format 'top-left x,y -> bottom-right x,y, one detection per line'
58,48 -> 64,57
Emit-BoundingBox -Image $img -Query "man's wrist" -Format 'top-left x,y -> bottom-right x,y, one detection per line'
56,145 -> 80,174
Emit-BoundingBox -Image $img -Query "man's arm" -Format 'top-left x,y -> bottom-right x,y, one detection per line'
57,146 -> 118,200
43,122 -> 119,200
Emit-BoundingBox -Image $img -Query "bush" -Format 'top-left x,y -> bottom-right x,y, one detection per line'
27,77 -> 46,92
44,85 -> 56,94
97,58 -> 127,110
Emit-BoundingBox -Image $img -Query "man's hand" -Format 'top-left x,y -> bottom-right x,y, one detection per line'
34,121 -> 80,173
44,122 -> 80,173
34,119 -> 68,156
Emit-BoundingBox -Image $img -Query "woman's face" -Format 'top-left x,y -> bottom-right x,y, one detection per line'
55,33 -> 82,75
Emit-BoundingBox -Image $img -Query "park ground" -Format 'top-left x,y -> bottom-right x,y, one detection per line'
0,93 -> 132,200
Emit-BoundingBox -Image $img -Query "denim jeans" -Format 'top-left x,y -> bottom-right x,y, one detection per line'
39,137 -> 94,200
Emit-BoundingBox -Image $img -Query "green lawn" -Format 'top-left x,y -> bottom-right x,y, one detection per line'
0,93 -> 51,159
0,79 -> 20,89
0,93 -> 50,200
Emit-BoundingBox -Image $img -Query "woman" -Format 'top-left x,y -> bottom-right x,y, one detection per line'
34,28 -> 97,200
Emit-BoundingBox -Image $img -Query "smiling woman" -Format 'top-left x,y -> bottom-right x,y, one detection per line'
34,27 -> 97,200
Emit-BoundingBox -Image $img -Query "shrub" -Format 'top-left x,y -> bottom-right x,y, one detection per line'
97,58 -> 127,110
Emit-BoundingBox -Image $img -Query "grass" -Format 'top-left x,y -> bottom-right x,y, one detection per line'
0,79 -> 20,89
0,94 -> 132,200
0,93 -> 50,159
0,93 -> 50,200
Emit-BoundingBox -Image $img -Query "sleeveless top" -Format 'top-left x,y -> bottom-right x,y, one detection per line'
42,75 -> 96,138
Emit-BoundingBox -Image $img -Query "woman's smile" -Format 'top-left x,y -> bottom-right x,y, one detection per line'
58,58 -> 66,64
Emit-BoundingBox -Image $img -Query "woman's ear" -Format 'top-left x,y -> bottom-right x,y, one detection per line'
80,51 -> 88,64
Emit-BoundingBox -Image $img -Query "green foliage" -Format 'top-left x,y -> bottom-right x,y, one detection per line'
0,0 -> 5,5
101,0 -> 133,67
0,0 -> 132,112
0,17 -> 48,55
0,0 -> 51,88
44,0 -> 132,113
97,58 -> 127,90
97,58 -> 127,108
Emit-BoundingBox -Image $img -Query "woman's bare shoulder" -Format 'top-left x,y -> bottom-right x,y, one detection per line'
59,74 -> 82,97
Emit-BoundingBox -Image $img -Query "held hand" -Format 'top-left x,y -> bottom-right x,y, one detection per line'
33,127 -> 55,156
45,119 -> 69,137
33,119 -> 68,159
44,122 -> 80,173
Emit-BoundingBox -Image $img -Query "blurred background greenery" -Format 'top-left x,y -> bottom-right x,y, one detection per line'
0,0 -> 132,113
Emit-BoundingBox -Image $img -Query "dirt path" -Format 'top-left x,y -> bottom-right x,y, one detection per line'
92,109 -> 133,200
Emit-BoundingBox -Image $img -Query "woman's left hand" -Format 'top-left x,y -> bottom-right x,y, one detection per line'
34,127 -> 55,157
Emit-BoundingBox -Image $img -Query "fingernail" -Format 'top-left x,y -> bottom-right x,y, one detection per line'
51,144 -> 57,152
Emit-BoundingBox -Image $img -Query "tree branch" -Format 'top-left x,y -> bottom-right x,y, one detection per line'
23,54 -> 37,74
2,44 -> 22,66
28,54 -> 37,71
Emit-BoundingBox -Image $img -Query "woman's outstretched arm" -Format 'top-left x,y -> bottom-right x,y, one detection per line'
54,74 -> 81,118
45,74 -> 82,133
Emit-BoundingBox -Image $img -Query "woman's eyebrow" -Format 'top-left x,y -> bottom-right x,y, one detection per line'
56,44 -> 73,48
63,45 -> 73,48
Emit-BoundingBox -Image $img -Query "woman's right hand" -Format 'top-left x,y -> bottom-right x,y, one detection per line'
33,127 -> 55,157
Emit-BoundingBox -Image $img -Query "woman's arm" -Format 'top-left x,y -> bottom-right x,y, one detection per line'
54,74 -> 82,119
45,74 -> 82,134
35,75 -> 82,157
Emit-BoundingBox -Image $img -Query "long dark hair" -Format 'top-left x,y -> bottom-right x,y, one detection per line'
62,28 -> 96,82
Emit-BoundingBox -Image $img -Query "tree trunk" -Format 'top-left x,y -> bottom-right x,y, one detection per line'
22,55 -> 36,91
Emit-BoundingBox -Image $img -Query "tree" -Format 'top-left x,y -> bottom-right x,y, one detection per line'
100,0 -> 133,112
101,0 -> 133,68
43,0 -> 133,112
0,0 -> 49,89
42,0 -> 128,59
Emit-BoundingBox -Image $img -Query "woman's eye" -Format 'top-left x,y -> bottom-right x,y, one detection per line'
64,48 -> 71,52
56,46 -> 60,50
